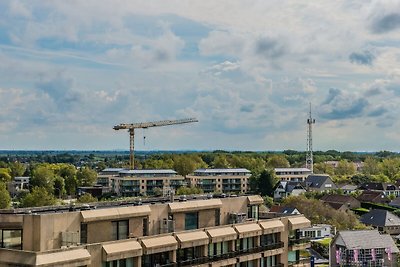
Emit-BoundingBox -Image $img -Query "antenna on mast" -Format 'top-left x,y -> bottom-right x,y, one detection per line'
306,103 -> 316,173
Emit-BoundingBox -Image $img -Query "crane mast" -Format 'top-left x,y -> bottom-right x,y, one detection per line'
113,118 -> 198,170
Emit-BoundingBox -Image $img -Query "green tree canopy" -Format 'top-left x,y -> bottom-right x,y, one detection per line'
266,155 -> 290,168
77,193 -> 97,203
20,187 -> 57,207
211,155 -> 230,168
334,160 -> 356,176
0,182 -> 11,209
9,161 -> 26,178
253,169 -> 278,197
0,168 -> 12,183
283,195 -> 367,230
76,167 -> 97,187
30,165 -> 56,193
57,164 -> 77,196
362,156 -> 380,175
176,186 -> 203,195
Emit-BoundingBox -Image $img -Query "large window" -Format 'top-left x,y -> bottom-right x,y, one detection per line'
103,258 -> 134,267
263,255 -> 278,267
185,212 -> 198,230
142,252 -> 171,267
247,205 -> 259,220
0,229 -> 22,250
261,233 -> 279,246
236,237 -> 255,251
209,241 -> 229,257
178,246 -> 204,262
112,220 -> 129,240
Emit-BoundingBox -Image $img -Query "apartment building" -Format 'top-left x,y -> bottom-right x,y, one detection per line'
274,169 -> 311,182
187,169 -> 251,194
97,168 -> 186,197
0,195 -> 311,267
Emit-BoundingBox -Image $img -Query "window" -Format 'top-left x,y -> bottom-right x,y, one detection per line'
103,258 -> 134,267
247,205 -> 259,220
178,246 -> 204,261
261,233 -> 279,246
185,212 -> 198,230
0,229 -> 22,250
80,223 -> 87,244
142,252 -> 171,267
209,241 -> 229,257
112,220 -> 128,240
237,237 -> 255,251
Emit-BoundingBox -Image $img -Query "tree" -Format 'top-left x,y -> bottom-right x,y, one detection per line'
152,187 -> 163,197
176,186 -> 203,195
313,162 -> 334,176
0,168 -> 12,183
0,182 -> 11,209
257,169 -> 278,197
58,165 -> 77,196
362,156 -> 380,175
76,167 -> 97,187
266,155 -> 289,168
30,165 -> 55,193
9,161 -> 26,178
54,176 -> 66,198
77,193 -> 97,203
173,156 -> 196,177
283,195 -> 367,230
381,158 -> 400,181
334,160 -> 356,176
212,155 -> 230,168
20,187 -> 57,207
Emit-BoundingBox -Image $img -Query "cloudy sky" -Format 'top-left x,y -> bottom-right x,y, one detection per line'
1,1 -> 400,151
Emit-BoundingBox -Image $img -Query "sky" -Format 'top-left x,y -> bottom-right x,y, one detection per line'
1,1 -> 400,152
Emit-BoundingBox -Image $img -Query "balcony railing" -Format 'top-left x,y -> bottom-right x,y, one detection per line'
288,258 -> 310,266
289,237 -> 310,246
176,242 -> 285,266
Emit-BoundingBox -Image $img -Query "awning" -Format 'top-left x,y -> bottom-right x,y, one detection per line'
258,219 -> 285,234
169,199 -> 222,213
81,205 -> 151,222
35,248 -> 91,267
102,240 -> 142,261
206,226 -> 238,243
234,223 -> 262,238
247,195 -> 264,205
175,230 -> 209,248
141,235 -> 178,254
288,216 -> 311,230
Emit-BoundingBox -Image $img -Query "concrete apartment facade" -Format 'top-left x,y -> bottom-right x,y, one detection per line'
187,169 -> 251,194
274,169 -> 311,182
0,195 -> 311,267
97,169 -> 187,196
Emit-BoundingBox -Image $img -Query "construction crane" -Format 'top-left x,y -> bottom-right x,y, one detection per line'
113,118 -> 198,170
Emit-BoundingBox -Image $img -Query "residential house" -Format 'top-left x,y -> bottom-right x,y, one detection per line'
304,174 -> 337,192
357,191 -> 390,204
273,181 -> 306,201
389,196 -> 400,208
299,224 -> 333,240
360,209 -> 400,235
358,182 -> 400,197
329,230 -> 399,266
320,194 -> 361,211
339,184 -> 358,195
7,176 -> 30,196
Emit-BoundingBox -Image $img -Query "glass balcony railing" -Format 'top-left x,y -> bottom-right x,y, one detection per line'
288,258 -> 310,266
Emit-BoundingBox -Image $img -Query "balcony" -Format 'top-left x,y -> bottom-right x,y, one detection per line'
288,258 -> 310,267
175,242 -> 285,266
289,238 -> 310,250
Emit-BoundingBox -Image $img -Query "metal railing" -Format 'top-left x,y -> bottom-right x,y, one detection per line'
288,258 -> 310,266
176,242 -> 285,266
289,237 -> 311,246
